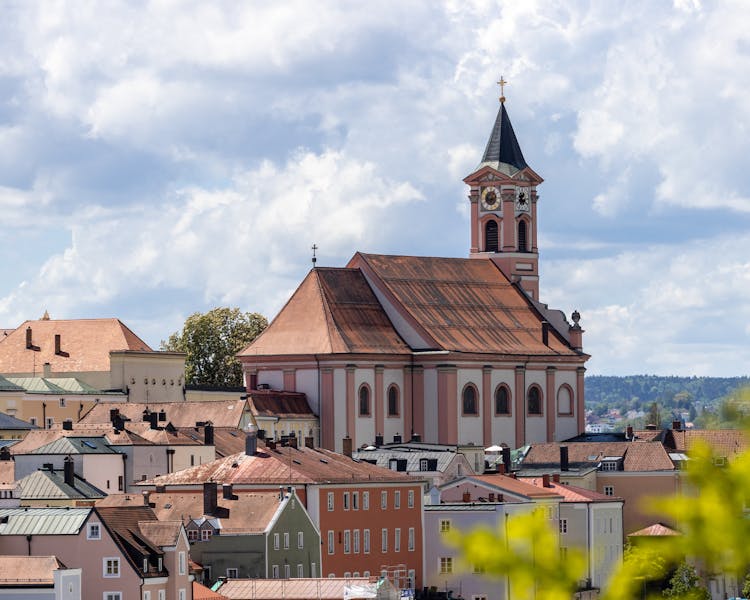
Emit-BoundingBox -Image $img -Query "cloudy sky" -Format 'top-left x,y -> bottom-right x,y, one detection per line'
1,0 -> 749,376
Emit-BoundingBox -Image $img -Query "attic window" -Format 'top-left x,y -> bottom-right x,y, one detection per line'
82,440 -> 98,449
143,557 -> 149,573
320,459 -> 328,464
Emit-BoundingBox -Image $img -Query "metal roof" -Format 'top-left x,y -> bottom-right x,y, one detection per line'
352,448 -> 459,472
5,376 -> 119,395
478,102 -> 528,172
0,507 -> 90,535
30,436 -> 117,455
17,469 -> 106,500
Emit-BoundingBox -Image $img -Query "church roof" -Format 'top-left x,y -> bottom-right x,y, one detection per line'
352,253 -> 577,356
240,268 -> 410,356
477,102 -> 528,174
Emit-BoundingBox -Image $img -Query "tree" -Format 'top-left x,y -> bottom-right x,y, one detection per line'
161,307 -> 267,386
663,563 -> 710,600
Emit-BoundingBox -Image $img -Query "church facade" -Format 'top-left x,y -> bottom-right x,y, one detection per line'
239,98 -> 589,453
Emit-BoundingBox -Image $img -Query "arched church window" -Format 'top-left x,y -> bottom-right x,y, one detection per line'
485,220 -> 499,253
462,385 -> 478,416
518,220 -> 528,252
557,385 -> 573,415
359,385 -> 371,417
387,385 -> 399,417
495,385 -> 511,415
527,385 -> 542,415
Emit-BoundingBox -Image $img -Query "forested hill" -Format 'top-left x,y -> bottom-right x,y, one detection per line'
585,375 -> 750,415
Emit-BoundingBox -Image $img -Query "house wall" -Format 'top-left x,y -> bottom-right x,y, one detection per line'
589,503 -> 623,589
189,534 -> 266,582
266,493 -> 322,579
109,352 -> 186,403
162,528 -> 191,600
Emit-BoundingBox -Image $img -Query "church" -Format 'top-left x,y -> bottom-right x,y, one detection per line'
239,93 -> 589,453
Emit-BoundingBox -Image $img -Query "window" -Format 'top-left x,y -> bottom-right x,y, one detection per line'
439,557 -> 453,574
604,485 -> 614,496
118,475 -> 123,491
363,491 -> 369,510
87,523 -> 101,540
495,385 -> 511,415
419,458 -> 429,471
364,529 -> 371,553
327,530 -> 335,554
462,385 -> 478,415
381,528 -> 388,552
394,528 -> 401,552
103,558 -> 120,577
200,529 -> 212,541
559,519 -> 568,534
297,564 -> 304,578
144,592 -> 151,600
394,490 -> 401,509
45,417 -> 54,429
311,563 -> 317,578
353,529 -> 360,553
104,594 -> 122,600
408,489 -> 414,508
283,532 -> 290,549
158,592 -> 165,600
59,398 -> 66,407
327,492 -> 334,511
473,564 -> 486,574
381,490 -> 387,510
527,385 -> 542,415
272,565 -> 279,578
353,491 -> 359,510
440,519 -> 451,533
284,564 -> 290,579
601,461 -> 618,471
177,550 -> 186,575
273,532 -> 280,550
557,385 -> 573,415
29,417 -> 37,427
179,591 -> 186,600
359,385 -> 371,416
387,385 -> 399,416
298,531 -> 304,548
344,530 -> 351,554
343,492 -> 350,510
408,527 -> 415,551
223,567 -> 237,578
485,219 -> 499,252
518,220 -> 527,252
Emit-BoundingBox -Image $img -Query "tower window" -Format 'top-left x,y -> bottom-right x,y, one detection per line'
462,385 -> 478,416
518,220 -> 528,252
485,220 -> 499,253
527,385 -> 542,415
387,385 -> 399,417
495,385 -> 511,415
359,385 -> 371,417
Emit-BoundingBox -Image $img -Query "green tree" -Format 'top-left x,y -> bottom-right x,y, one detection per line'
161,307 -> 267,386
662,563 -> 710,600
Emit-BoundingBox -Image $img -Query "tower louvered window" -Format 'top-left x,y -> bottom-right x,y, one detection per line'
518,220 -> 527,252
485,220 -> 499,252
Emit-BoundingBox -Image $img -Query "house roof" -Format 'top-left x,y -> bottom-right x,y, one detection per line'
194,581 -> 229,600
137,520 -> 183,547
0,318 -> 151,374
628,523 -> 681,537
0,376 -> 24,392
668,429 -> 748,458
0,411 -> 35,430
217,578 -> 386,600
478,101 -> 528,173
240,268 -> 411,357
248,390 -> 314,418
175,427 -> 249,458
29,436 -> 118,455
4,376 -> 118,396
80,400 -> 249,428
17,469 -> 106,501
350,253 -> 579,356
0,507 -> 91,535
522,441 -> 675,472
519,478 -> 622,502
95,506 -> 167,577
141,444 -> 419,487
352,448 -> 463,472
458,473 -> 562,500
0,556 -> 65,586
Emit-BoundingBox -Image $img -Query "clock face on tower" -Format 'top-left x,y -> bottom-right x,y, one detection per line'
481,187 -> 501,211
515,187 -> 530,212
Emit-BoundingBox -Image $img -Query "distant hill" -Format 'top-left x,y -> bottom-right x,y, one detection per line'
585,375 -> 750,420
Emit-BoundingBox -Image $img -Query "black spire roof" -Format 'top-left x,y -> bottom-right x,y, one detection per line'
480,103 -> 527,171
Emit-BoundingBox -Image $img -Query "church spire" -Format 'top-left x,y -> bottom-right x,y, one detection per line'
479,102 -> 527,172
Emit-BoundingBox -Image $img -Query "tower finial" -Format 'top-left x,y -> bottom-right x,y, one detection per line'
311,243 -> 318,268
497,75 -> 508,104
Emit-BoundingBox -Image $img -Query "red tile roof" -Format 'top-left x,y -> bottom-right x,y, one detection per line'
95,506 -> 167,577
248,390 -> 314,418
141,444 -> 419,487
628,523 -> 681,537
240,268 -> 410,356
0,556 -> 65,585
0,319 -> 151,374
669,429 -> 748,457
194,581 -> 229,600
218,578 -> 380,600
519,478 -> 622,502
464,473 -> 562,499
80,400 -> 250,428
350,253 -> 579,356
523,441 -> 675,472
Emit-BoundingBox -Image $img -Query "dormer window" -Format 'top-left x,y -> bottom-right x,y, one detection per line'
157,557 -> 163,571
419,459 -> 429,471
143,557 -> 149,573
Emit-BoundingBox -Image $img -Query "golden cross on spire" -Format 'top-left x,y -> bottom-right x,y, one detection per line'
497,75 -> 508,104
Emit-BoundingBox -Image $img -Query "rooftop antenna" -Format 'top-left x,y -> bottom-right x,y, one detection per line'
311,243 -> 318,268
497,75 -> 508,104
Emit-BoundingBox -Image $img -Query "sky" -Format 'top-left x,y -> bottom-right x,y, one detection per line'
1,0 -> 749,377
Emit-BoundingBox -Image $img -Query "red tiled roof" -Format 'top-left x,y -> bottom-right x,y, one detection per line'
95,506 -> 166,577
80,400 -> 249,428
628,523 -> 681,537
194,581 -> 229,600
670,429 -> 748,457
0,556 -> 65,585
519,478 -> 622,502
240,268 -> 411,356
141,444 -> 419,487
248,390 -> 313,418
0,319 -> 151,374
350,253 -> 579,356
465,473 -> 562,499
218,578 -> 378,600
523,441 -> 675,472
138,520 -> 183,547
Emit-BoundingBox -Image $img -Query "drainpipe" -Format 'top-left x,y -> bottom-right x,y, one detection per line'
42,403 -> 47,429
26,534 -> 32,556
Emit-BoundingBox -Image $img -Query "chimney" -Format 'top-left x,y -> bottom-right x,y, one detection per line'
43,362 -> 51,378
542,321 -> 549,346
569,311 -> 583,351
672,420 -> 681,431
158,410 -> 167,422
266,440 -> 276,450
342,436 -> 353,458
542,474 -> 551,488
393,434 -> 402,444
245,425 -> 258,456
552,473 -> 560,483
142,490 -> 151,506
223,484 -> 235,500
501,447 -> 511,474
63,456 -> 75,487
25,327 -> 33,349
62,420 -> 73,431
203,482 -> 218,516
0,447 -> 10,461
149,412 -> 159,429
375,433 -> 384,448
462,491 -> 471,503
626,425 -> 634,440
304,436 -> 314,449
497,462 -> 506,475
288,436 -> 298,449
55,334 -> 62,355
110,409 -> 120,424
560,446 -> 569,472
204,423 -> 214,446
488,492 -> 495,502
142,409 -> 150,422
411,433 -> 421,443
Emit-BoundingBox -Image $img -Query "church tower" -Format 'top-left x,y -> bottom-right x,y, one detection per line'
464,85 -> 543,300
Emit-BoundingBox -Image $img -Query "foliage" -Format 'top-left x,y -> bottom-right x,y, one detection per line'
662,563 -> 710,600
742,572 -> 750,598
161,307 -> 267,386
